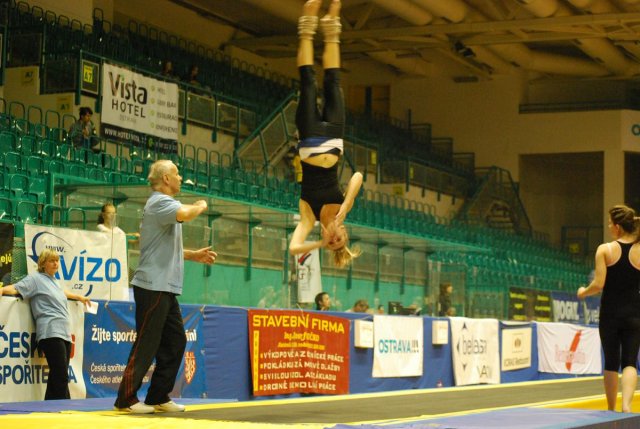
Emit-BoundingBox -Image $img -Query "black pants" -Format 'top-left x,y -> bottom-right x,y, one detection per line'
114,286 -> 187,408
599,316 -> 640,371
38,337 -> 71,400
295,65 -> 345,140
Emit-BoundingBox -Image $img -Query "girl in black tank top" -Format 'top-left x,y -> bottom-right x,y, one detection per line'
577,204 -> 640,412
599,241 -> 640,320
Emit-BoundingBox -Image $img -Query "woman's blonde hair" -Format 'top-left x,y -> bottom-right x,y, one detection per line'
332,244 -> 361,268
37,248 -> 59,273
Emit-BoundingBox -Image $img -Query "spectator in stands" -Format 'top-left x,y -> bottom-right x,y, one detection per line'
438,282 -> 455,317
377,305 -> 385,315
161,59 -> 176,79
289,0 -> 362,268
97,203 -> 125,235
315,291 -> 331,311
0,249 -> 91,400
347,299 -> 369,313
97,203 -> 139,240
187,64 -> 200,86
69,106 -> 99,152
577,204 -> 640,413
114,160 -> 217,414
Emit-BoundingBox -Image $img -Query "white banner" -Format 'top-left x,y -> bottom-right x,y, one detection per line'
536,322 -> 601,374
501,326 -> 532,371
450,317 -> 500,385
101,63 -> 179,140
296,248 -> 322,304
25,225 -> 129,301
372,315 -> 423,377
0,297 -> 86,401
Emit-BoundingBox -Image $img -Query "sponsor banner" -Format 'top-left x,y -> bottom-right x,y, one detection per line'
0,297 -> 86,401
550,291 -> 586,324
171,305 -> 206,397
450,317 -> 500,385
501,325 -> 532,371
101,122 -> 177,154
248,309 -> 350,395
582,296 -> 600,326
536,322 -> 601,374
101,63 -> 179,141
372,315 -> 423,377
0,222 -> 13,285
25,224 -> 129,301
508,287 -> 552,322
83,301 -> 205,398
296,248 -> 322,304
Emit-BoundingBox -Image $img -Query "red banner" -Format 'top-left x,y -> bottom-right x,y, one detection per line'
248,309 -> 350,396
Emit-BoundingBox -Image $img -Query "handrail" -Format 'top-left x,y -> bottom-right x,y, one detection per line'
237,92 -> 297,152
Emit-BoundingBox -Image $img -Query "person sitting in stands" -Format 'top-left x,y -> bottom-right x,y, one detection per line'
315,291 -> 331,311
69,106 -> 99,153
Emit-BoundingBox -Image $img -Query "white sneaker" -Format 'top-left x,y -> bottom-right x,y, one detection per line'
153,400 -> 185,412
114,402 -> 155,414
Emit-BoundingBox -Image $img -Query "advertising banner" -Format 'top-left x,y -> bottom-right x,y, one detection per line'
83,301 -> 205,398
537,322 -> 601,374
508,287 -> 552,322
0,222 -> 13,285
25,224 -> 129,301
501,324 -> 532,371
450,317 -> 500,385
101,63 -> 179,141
372,315 -> 423,377
296,248 -> 322,304
0,297 -> 86,401
248,309 -> 350,395
583,296 -> 600,326
550,291 -> 582,324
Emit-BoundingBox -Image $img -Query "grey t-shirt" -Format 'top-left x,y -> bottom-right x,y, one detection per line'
131,191 -> 184,294
14,273 -> 71,342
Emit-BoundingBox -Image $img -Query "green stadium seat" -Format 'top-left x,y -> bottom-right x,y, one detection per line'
16,200 -> 38,223
8,174 -> 29,200
28,177 -> 47,204
88,168 -> 108,182
0,197 -> 13,220
26,156 -> 45,176
46,159 -> 65,175
0,130 -> 17,153
19,135 -> 37,156
3,152 -> 22,174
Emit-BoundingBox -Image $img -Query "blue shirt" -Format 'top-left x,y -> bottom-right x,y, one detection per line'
131,191 -> 184,294
14,273 -> 71,342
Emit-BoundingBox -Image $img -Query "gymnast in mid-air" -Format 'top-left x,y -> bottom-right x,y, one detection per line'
289,0 -> 362,268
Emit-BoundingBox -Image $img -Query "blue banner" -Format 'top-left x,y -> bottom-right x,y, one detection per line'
83,301 -> 205,398
550,291 -> 582,324
582,296 -> 600,326
550,291 -> 600,325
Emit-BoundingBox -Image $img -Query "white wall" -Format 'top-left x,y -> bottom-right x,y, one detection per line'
392,73 -> 632,243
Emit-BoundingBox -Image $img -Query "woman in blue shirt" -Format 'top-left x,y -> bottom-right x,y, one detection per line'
0,249 -> 91,400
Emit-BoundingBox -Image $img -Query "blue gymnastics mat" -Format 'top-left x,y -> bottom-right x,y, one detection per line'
329,407 -> 640,429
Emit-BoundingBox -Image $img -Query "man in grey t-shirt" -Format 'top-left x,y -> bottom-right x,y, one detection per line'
114,160 -> 216,414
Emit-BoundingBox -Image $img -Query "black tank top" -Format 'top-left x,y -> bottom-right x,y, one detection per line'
300,162 -> 344,220
600,241 -> 640,319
